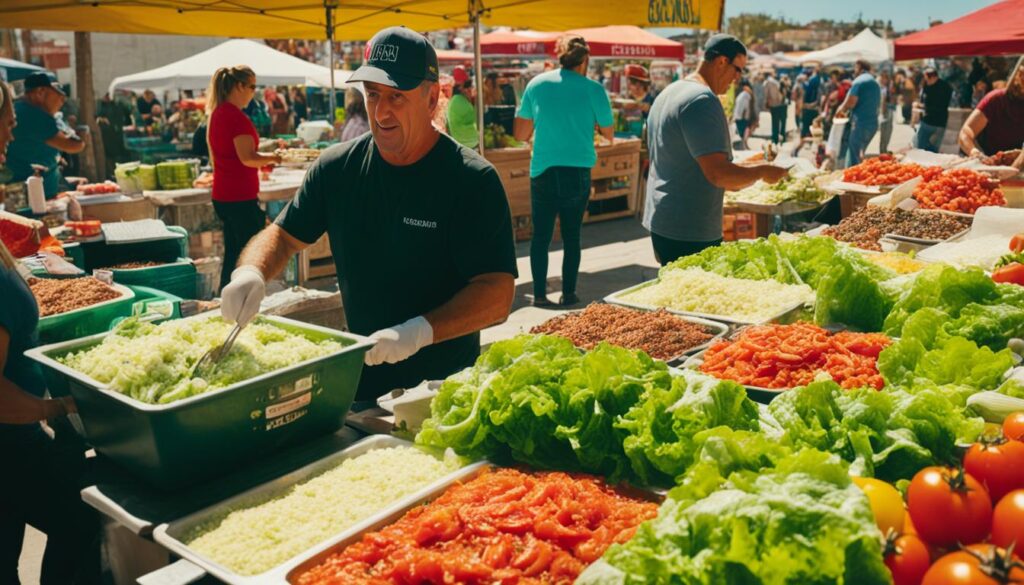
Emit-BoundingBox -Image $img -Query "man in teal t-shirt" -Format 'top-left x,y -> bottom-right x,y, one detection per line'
514,35 -> 614,308
446,66 -> 478,149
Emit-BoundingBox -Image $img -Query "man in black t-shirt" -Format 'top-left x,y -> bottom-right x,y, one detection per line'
220,26 -> 518,400
914,67 -> 953,153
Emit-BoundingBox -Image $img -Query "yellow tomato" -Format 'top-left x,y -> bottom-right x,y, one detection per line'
853,476 -> 906,535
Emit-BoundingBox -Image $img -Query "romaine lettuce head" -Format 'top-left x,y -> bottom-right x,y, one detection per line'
883,265 -> 1000,336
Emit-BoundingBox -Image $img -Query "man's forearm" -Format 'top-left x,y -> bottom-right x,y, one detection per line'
709,163 -> 774,191
424,273 -> 514,343
237,224 -> 307,280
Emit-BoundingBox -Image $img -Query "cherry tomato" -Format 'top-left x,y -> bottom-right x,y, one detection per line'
1012,234 -> 1024,254
1005,413 -> 1024,442
964,439 -> 1024,502
992,490 -> 1024,550
907,467 -> 993,548
922,545 -> 1024,585
854,477 -> 907,535
886,533 -> 932,585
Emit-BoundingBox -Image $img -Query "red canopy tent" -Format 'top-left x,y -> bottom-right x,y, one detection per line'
480,26 -> 685,60
894,0 -> 1024,60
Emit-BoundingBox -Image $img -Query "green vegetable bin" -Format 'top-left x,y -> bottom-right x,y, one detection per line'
109,258 -> 198,300
37,284 -> 137,345
27,314 -> 375,488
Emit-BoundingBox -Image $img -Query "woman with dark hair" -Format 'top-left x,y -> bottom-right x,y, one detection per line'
206,66 -> 282,291
513,34 -> 614,307
446,66 -> 478,149
0,79 -> 102,585
339,88 -> 369,142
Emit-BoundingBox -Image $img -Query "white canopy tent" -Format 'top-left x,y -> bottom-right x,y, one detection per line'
108,38 -> 352,95
798,28 -> 893,66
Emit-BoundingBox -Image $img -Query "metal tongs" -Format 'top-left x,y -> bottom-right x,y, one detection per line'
189,322 -> 243,378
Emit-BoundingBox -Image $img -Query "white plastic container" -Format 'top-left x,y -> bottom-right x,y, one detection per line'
27,175 -> 46,214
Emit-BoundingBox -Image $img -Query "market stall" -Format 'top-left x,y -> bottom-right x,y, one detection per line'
893,0 -> 1024,60
486,138 -> 643,241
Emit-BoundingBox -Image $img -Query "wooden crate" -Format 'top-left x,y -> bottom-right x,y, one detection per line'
839,192 -> 877,219
298,233 -> 336,282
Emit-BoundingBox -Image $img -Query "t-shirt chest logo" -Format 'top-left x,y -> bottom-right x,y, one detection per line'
403,216 -> 437,229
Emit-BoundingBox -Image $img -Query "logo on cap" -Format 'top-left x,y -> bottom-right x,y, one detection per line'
369,43 -> 400,63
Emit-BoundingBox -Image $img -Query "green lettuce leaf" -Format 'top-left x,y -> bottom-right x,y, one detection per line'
615,369 -> 761,486
883,265 -> 1000,337
813,249 -> 898,332
579,448 -> 889,585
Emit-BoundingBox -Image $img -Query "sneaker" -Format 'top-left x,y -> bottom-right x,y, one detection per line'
559,293 -> 580,307
532,296 -> 556,308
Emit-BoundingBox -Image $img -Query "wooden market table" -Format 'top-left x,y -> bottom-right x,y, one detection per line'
484,138 -> 644,241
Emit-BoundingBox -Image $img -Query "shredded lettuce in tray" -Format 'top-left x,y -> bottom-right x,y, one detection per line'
58,317 -> 342,404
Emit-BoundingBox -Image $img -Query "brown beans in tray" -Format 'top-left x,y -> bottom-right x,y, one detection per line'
28,276 -> 122,317
822,206 -> 971,251
530,303 -> 715,361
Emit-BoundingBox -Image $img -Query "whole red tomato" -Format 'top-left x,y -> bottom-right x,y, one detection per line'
1005,413 -> 1024,442
964,439 -> 1024,502
886,532 -> 932,585
992,490 -> 1024,551
908,467 -> 993,548
922,545 -> 1024,585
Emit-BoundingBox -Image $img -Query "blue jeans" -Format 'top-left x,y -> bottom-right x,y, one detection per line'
530,166 -> 591,298
800,108 -> 818,138
915,122 -> 946,153
845,121 -> 878,168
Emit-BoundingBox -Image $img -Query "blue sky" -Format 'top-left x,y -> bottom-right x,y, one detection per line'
722,0 -> 997,31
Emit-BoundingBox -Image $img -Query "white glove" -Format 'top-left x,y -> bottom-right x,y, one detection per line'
220,266 -> 265,326
364,316 -> 433,366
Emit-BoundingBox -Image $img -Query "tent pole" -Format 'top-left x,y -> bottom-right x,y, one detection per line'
472,5 -> 485,154
327,4 -> 337,125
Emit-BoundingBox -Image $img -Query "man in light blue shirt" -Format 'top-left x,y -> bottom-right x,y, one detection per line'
514,35 -> 614,307
643,34 -> 788,265
835,60 -> 881,168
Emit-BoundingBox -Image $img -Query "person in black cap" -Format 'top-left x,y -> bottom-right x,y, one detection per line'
219,26 -> 518,401
642,34 -> 788,265
6,72 -> 84,199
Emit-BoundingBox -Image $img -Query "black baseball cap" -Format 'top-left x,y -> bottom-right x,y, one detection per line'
350,26 -> 439,91
703,34 -> 747,62
24,72 -> 65,96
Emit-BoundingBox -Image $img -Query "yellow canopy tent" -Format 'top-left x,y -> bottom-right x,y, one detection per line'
0,0 -> 723,147
0,1 -> 723,40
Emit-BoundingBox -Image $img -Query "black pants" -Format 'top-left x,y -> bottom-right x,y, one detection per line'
650,232 -> 722,266
530,166 -> 591,299
0,431 -> 101,585
770,104 -> 787,144
213,199 -> 267,293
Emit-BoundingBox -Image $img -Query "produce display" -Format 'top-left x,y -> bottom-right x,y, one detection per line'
155,159 -> 199,190
725,173 -> 830,206
277,148 -> 320,164
483,123 -> 522,149
58,317 -> 342,404
185,446 -> 461,576
416,335 -> 760,487
76,181 -> 120,195
295,468 -> 659,585
993,237 -> 1024,286
529,303 -> 713,360
918,234 -> 1015,270
821,206 -> 971,251
865,251 -> 929,274
114,162 -> 159,193
843,154 -> 929,186
913,167 -> 1005,214
28,276 -> 122,317
663,235 -> 899,332
619,268 -> 814,323
64,220 -> 102,238
699,322 -> 892,390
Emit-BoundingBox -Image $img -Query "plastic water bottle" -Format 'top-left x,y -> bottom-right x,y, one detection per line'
26,174 -> 46,214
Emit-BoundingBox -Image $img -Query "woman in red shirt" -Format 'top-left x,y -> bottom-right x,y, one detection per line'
205,65 -> 281,291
